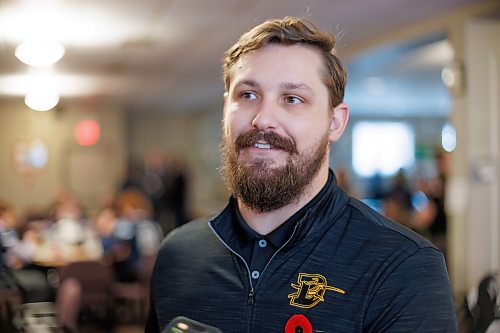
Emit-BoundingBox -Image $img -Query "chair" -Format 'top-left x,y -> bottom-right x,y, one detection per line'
57,260 -> 115,330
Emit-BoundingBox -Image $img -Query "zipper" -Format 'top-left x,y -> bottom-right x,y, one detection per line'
247,289 -> 254,304
254,221 -> 300,289
208,222 -> 255,333
208,219 -> 300,331
208,222 -> 255,291
208,219 -> 300,293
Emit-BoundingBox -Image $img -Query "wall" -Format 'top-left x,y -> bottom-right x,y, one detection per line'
0,99 -> 127,217
447,18 -> 500,296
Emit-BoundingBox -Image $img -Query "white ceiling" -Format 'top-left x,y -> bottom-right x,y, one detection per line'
0,0 -> 497,115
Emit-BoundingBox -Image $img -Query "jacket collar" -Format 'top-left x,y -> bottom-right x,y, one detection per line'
209,169 -> 350,251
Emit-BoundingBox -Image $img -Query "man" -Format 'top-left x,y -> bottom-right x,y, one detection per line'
146,17 -> 457,332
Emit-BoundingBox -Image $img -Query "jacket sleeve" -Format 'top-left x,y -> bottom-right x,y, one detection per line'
364,247 -> 458,332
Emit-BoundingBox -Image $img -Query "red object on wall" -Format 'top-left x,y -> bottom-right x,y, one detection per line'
75,120 -> 100,146
285,314 -> 312,333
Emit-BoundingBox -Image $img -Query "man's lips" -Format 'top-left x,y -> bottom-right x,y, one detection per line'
235,129 -> 298,154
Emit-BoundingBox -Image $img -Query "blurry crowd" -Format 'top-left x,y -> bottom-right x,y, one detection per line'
0,153 -> 193,332
338,151 -> 450,256
1,186 -> 164,330
381,168 -> 448,253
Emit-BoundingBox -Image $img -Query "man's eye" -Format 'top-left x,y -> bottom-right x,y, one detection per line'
241,92 -> 257,100
285,96 -> 303,104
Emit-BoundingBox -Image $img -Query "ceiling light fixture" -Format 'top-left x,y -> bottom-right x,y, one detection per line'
24,92 -> 60,111
15,40 -> 65,66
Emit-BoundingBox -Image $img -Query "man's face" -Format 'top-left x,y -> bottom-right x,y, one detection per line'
221,44 -> 335,212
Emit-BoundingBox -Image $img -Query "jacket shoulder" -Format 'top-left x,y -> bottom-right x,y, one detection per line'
159,216 -> 214,252
347,198 -> 435,250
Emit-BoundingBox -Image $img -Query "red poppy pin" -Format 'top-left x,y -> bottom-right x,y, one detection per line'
285,314 -> 312,333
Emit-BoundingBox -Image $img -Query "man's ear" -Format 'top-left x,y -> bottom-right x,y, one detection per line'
329,103 -> 349,142
223,91 -> 231,117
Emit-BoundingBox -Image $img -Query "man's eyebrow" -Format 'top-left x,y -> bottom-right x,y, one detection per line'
280,82 -> 312,91
234,79 -> 259,88
232,80 -> 312,92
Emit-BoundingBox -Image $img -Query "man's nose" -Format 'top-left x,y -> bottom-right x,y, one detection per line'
251,99 -> 279,131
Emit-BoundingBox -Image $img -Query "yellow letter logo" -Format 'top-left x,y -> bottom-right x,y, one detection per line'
288,273 -> 345,309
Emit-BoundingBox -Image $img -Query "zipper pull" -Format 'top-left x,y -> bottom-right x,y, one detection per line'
248,289 -> 254,304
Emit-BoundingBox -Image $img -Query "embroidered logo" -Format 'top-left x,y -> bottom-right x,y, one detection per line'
288,273 -> 345,309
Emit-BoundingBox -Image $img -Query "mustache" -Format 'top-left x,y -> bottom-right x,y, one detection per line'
234,129 -> 298,154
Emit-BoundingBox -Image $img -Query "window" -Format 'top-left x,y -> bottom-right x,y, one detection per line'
352,122 -> 415,177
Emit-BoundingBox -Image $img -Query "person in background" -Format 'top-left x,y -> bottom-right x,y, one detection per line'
412,177 -> 448,254
111,189 -> 162,282
0,198 -> 52,304
146,16 -> 457,332
47,193 -> 103,263
382,169 -> 414,228
163,154 -> 190,229
120,158 -> 145,193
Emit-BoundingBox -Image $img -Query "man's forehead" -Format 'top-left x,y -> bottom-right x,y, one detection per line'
235,43 -> 321,65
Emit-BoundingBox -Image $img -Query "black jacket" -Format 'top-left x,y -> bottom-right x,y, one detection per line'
147,173 -> 457,332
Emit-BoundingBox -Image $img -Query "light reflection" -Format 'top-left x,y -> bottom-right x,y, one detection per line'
441,123 -> 457,152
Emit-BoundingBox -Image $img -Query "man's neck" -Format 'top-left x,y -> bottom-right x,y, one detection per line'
237,168 -> 329,235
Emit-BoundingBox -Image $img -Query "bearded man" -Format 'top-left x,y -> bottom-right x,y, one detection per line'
146,17 -> 457,333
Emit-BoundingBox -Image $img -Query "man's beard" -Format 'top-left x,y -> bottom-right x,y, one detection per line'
221,129 -> 330,213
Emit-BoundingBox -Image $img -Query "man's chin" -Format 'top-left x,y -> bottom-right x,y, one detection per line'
242,163 -> 287,178
239,157 -> 287,169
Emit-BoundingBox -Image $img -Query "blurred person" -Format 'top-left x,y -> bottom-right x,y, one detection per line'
366,172 -> 385,200
0,199 -> 52,304
163,153 -> 191,230
0,199 -> 33,269
146,17 -> 457,332
111,189 -> 162,282
45,193 -> 103,264
141,152 -> 168,223
55,202 -> 117,333
21,217 -> 56,265
93,205 -> 120,257
56,194 -> 162,332
381,169 -> 414,228
435,150 -> 450,201
120,158 -> 145,193
412,177 -> 448,254
388,169 -> 413,211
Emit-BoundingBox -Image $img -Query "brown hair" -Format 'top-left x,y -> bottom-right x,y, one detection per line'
223,16 -> 346,109
115,189 -> 152,219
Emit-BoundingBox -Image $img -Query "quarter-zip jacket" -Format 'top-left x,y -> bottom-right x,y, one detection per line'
146,172 -> 457,332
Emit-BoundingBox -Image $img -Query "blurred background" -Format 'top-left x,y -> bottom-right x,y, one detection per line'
1,0 -> 500,331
